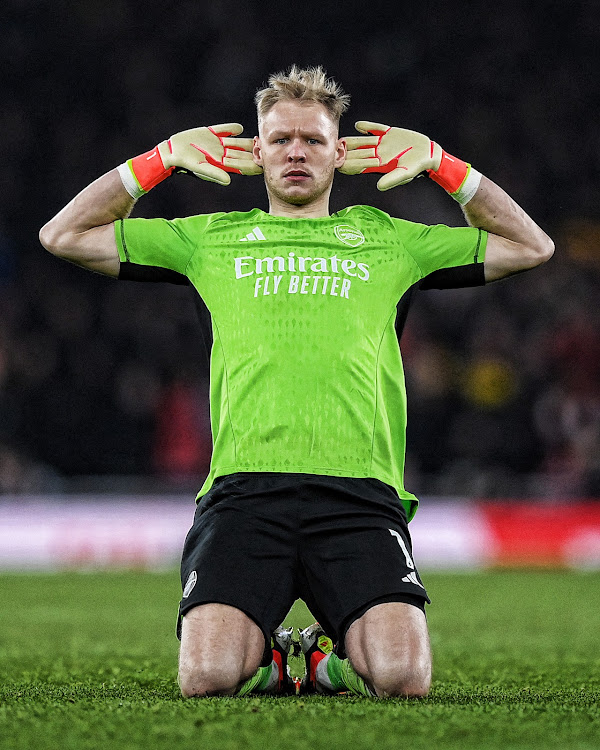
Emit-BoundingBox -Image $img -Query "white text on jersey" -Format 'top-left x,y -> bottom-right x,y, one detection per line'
234,253 -> 370,281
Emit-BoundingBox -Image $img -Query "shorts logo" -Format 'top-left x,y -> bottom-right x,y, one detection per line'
402,571 -> 425,590
334,225 -> 365,247
182,570 -> 197,599
389,530 -> 425,590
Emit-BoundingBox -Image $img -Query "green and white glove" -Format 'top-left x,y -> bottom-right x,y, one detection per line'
118,123 -> 262,198
339,121 -> 480,203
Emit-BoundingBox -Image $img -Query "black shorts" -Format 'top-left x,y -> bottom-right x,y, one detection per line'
178,473 -> 429,655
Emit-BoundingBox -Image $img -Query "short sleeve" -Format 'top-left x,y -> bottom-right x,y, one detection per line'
114,214 -> 224,281
391,219 -> 488,279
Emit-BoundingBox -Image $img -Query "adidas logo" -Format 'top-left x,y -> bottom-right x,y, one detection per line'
239,226 -> 266,242
402,572 -> 425,589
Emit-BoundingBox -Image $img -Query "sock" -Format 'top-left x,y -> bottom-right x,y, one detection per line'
314,653 -> 336,692
236,659 -> 280,696
321,653 -> 375,697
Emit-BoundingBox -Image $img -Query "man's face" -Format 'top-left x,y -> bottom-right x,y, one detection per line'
253,100 -> 346,207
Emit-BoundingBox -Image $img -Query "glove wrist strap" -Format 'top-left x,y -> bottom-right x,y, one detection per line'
117,147 -> 175,199
427,150 -> 481,205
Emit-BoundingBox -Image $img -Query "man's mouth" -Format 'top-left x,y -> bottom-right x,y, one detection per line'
284,170 -> 310,181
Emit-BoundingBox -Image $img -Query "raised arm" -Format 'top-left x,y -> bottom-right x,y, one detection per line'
459,175 -> 553,281
39,124 -> 262,277
339,122 -> 554,282
39,170 -> 133,277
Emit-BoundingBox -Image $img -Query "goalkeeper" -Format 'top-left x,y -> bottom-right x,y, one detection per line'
39,66 -> 553,699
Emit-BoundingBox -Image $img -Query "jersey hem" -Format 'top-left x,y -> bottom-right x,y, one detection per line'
196,466 -> 420,521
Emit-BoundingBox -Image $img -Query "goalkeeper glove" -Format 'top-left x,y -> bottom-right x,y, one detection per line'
339,121 -> 481,203
117,123 -> 262,198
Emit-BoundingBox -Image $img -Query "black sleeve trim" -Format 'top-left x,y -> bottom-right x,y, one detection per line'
474,228 -> 483,263
395,282 -> 418,342
118,262 -> 190,285
119,219 -> 130,262
192,289 -> 213,365
419,262 -> 485,290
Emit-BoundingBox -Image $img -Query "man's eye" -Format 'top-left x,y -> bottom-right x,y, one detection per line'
308,139 -> 321,145
275,138 -> 288,144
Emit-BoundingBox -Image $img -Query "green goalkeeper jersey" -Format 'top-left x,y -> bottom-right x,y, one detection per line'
115,205 -> 487,520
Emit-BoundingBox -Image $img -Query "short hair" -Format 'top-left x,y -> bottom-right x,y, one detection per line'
255,65 -> 350,125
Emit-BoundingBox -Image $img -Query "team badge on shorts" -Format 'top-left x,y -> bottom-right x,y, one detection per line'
182,570 -> 197,599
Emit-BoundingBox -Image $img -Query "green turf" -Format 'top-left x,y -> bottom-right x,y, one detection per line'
0,569 -> 599,750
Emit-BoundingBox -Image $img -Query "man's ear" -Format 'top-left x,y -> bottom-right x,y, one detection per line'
335,137 -> 347,168
253,136 -> 263,166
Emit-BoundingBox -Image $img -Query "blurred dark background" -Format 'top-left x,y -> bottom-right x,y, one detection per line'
1,0 -> 599,497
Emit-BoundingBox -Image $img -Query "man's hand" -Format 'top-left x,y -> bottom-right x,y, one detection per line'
157,123 -> 263,186
119,123 -> 262,198
339,121 -> 442,191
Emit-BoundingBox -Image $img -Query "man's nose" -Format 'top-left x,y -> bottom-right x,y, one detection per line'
287,139 -> 306,162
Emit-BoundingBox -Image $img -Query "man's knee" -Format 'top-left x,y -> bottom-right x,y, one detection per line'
179,655 -> 254,698
344,601 -> 432,698
178,603 -> 265,698
368,654 -> 431,698
179,662 -> 231,698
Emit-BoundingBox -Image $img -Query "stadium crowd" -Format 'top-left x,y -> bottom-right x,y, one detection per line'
1,0 -> 599,497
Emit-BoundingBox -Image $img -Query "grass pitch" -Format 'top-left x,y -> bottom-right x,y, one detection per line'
0,569 -> 599,750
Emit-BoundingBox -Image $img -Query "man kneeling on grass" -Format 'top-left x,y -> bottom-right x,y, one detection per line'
40,65 -> 553,697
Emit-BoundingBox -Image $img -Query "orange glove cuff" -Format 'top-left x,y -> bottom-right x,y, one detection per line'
129,147 -> 175,193
427,149 -> 469,194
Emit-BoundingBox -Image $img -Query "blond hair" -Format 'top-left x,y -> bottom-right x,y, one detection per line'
255,65 -> 350,124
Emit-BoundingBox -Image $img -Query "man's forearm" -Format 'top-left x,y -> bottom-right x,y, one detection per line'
38,169 -> 132,276
39,169 -> 135,277
41,169 -> 135,243
462,175 -> 554,280
462,175 -> 546,249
